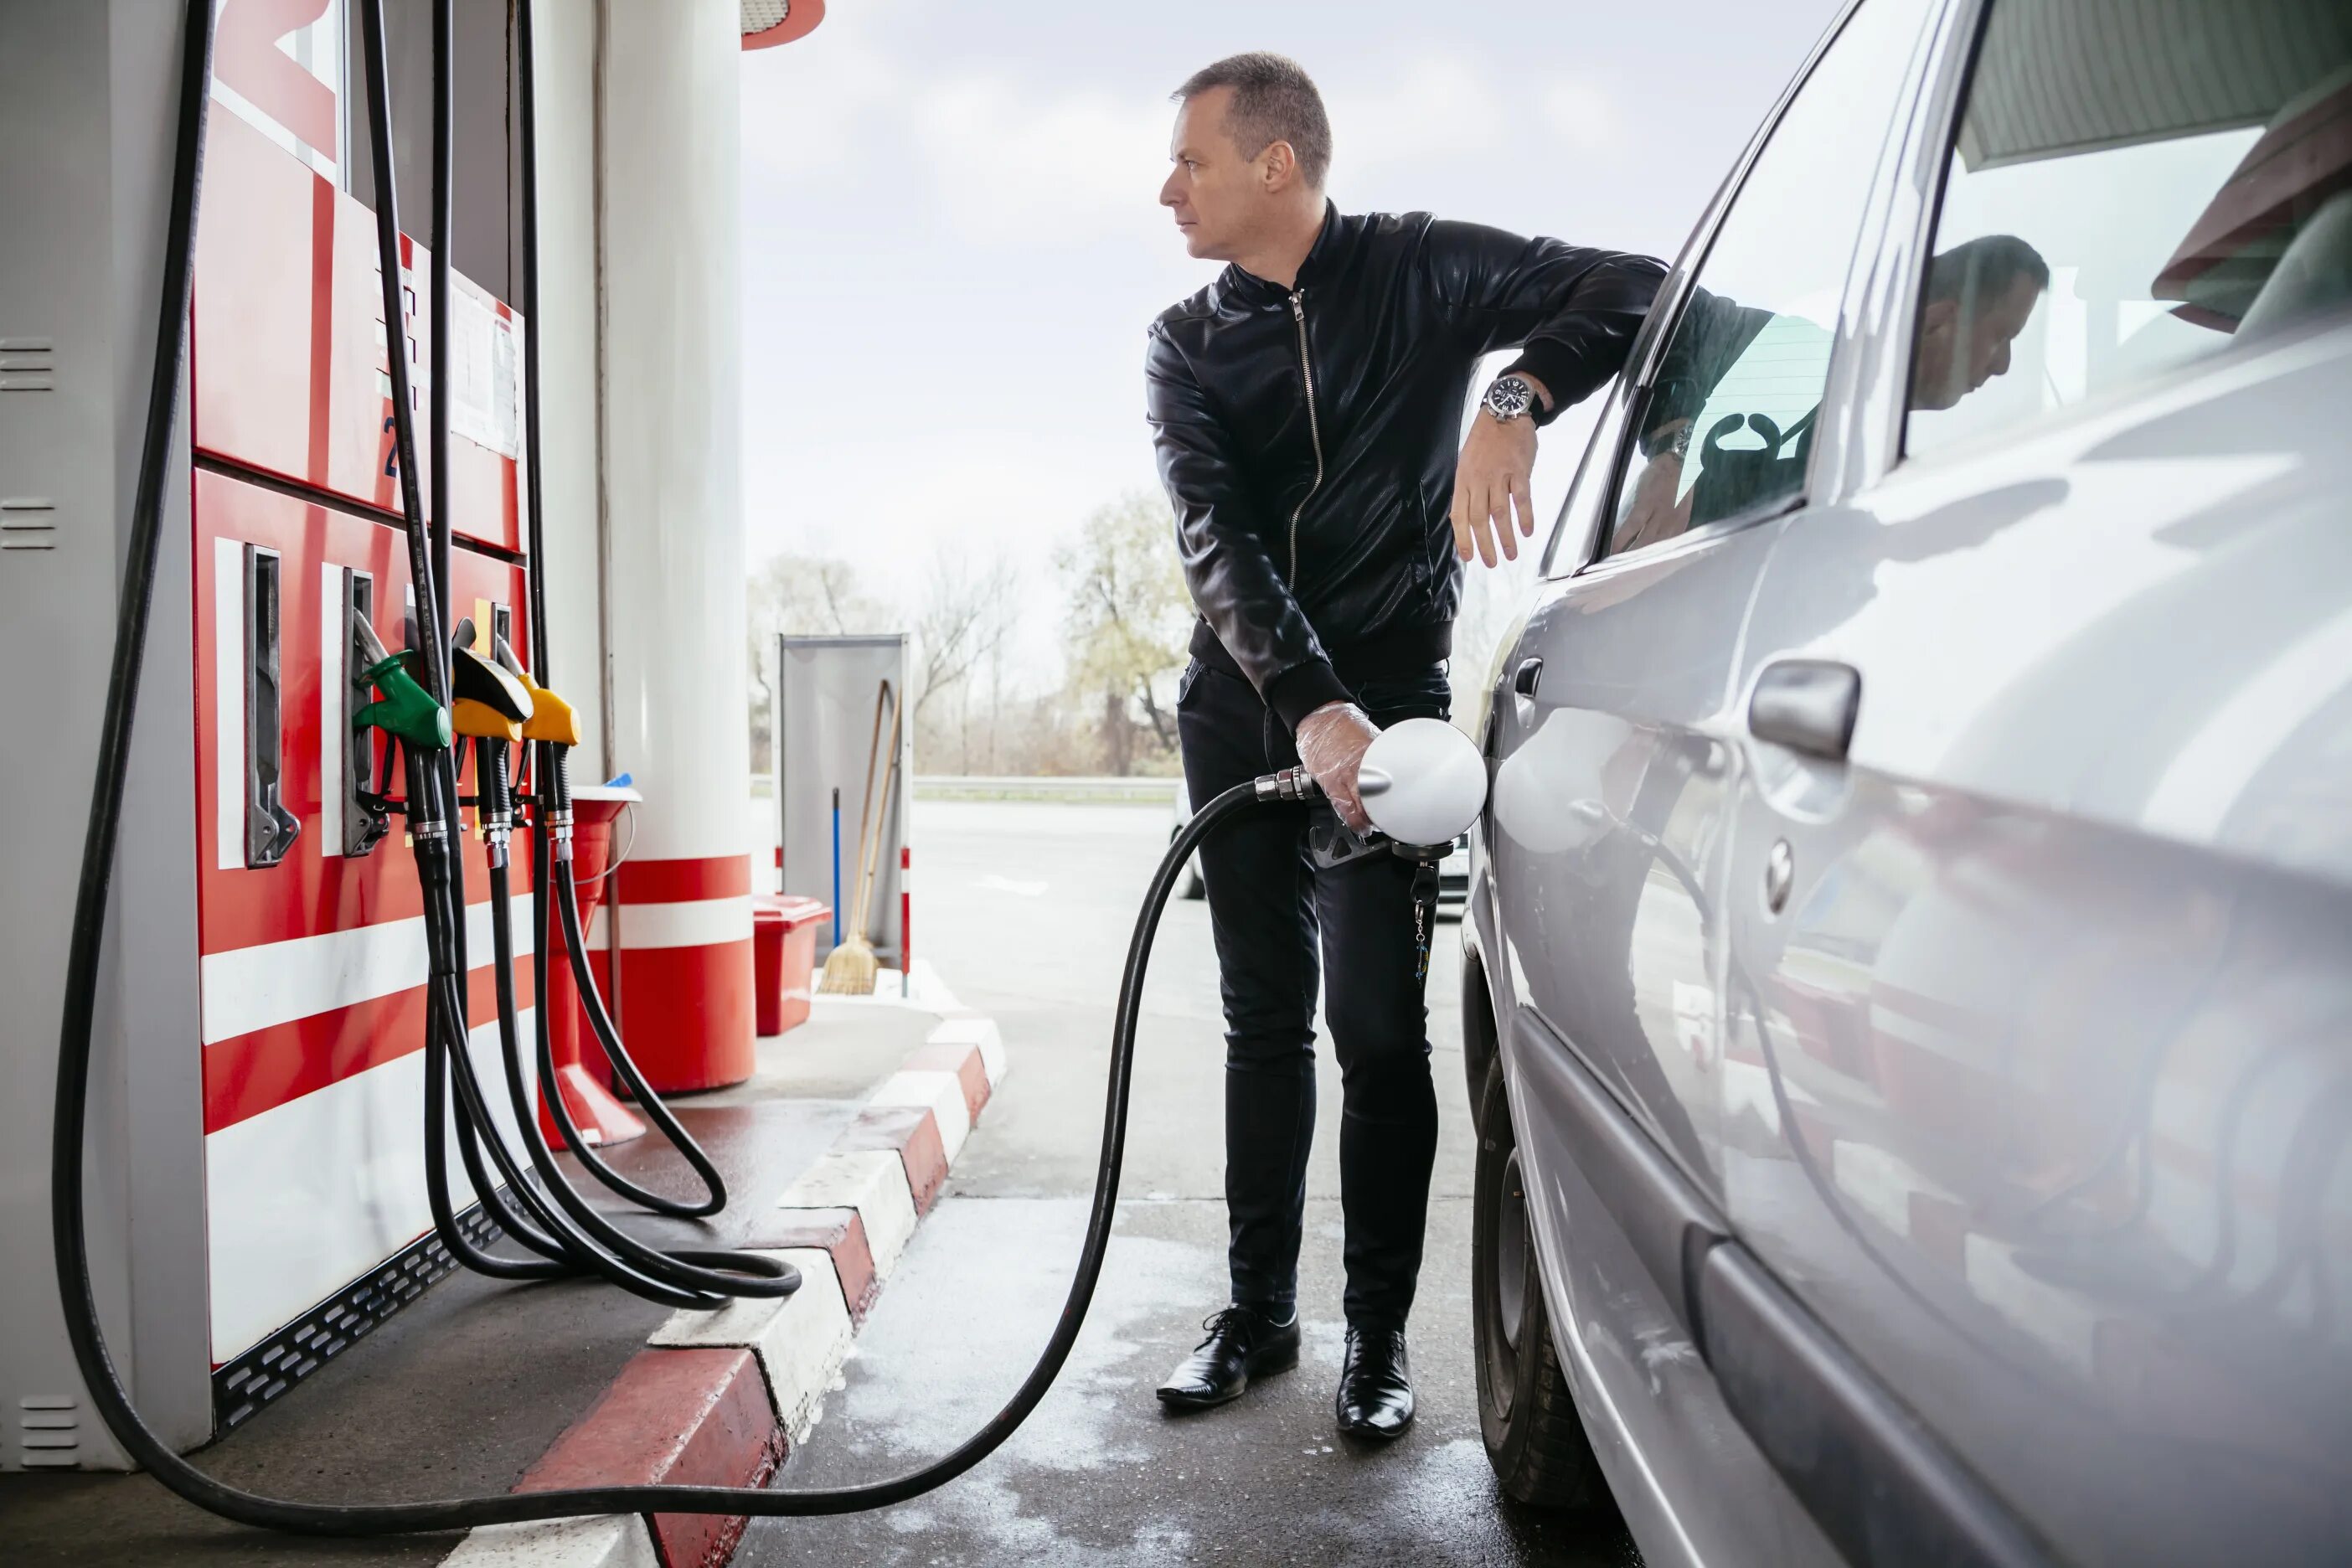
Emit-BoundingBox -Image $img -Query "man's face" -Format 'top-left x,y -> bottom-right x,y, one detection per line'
1161,87 -> 1262,261
1911,273 -> 2043,411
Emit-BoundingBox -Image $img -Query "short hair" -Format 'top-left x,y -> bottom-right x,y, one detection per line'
1173,53 -> 1332,189
1924,234 -> 2050,308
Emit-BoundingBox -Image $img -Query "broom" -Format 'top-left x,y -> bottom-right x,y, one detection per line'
818,681 -> 900,995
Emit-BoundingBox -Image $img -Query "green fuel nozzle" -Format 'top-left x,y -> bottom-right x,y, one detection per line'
353,610 -> 451,750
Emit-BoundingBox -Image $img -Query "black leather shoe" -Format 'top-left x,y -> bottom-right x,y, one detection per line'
1335,1325 -> 1414,1440
1156,1305 -> 1301,1411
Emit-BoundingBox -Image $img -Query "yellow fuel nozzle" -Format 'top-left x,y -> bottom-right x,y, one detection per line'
451,696 -> 524,742
493,632 -> 582,747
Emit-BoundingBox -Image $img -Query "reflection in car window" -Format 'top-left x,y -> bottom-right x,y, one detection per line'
1602,0 -> 1932,560
1906,1 -> 2352,458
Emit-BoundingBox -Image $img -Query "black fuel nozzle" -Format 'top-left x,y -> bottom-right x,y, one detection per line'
448,620 -> 534,735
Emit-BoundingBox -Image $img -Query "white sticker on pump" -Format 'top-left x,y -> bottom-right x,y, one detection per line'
448,286 -> 521,461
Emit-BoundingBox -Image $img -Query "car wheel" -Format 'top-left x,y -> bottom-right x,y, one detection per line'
1473,1062 -> 1605,1509
1182,855 -> 1206,900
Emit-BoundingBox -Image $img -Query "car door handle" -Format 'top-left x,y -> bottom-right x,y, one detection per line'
1748,659 -> 1859,761
1513,658 -> 1543,698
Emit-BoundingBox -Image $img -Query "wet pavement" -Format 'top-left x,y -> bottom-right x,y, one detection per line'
740,800 -> 1640,1566
2,800 -> 1643,1565
0,1007 -> 930,1567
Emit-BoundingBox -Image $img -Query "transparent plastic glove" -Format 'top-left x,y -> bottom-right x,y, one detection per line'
1295,700 -> 1381,832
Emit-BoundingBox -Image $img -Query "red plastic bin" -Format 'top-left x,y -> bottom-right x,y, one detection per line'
754,895 -> 832,1037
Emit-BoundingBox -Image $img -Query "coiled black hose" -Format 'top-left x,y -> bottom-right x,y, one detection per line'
357,0 -> 771,1313
529,743 -> 743,1222
53,0 -> 1282,1533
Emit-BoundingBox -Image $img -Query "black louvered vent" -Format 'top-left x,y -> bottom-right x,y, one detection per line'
212,1204 -> 504,1434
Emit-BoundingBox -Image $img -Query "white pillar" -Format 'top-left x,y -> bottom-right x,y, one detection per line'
596,0 -> 755,1086
529,0 -> 606,773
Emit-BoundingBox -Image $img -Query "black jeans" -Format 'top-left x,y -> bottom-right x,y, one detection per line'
1176,658 -> 1449,1332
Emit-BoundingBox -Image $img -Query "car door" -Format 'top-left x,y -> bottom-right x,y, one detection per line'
1492,0 -> 1937,1210
1481,2 -> 1940,1561
1719,3 -> 2352,1565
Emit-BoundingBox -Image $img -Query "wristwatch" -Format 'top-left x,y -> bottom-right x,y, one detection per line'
1482,373 -> 1541,424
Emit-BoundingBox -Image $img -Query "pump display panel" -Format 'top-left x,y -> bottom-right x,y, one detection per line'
193,106 -> 529,554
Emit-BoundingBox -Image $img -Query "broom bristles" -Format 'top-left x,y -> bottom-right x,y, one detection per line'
817,936 -> 879,996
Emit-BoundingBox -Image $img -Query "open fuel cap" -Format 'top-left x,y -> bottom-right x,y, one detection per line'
1356,716 -> 1487,847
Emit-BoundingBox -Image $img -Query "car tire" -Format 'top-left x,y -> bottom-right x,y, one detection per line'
1473,1062 -> 1606,1510
1181,857 -> 1206,900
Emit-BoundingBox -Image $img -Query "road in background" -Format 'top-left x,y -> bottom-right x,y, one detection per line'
741,799 -> 1638,1566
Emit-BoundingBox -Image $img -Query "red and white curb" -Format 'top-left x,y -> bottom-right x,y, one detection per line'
441,1007 -> 1006,1568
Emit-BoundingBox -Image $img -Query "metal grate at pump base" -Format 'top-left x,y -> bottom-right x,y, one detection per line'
212,1204 -> 505,1434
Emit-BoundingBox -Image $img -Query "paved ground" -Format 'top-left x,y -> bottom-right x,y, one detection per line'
3,799 -> 1643,1565
0,1006 -> 932,1567
741,799 -> 1640,1566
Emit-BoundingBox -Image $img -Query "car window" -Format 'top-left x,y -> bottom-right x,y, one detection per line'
1597,0 -> 1932,562
1538,378 -> 1631,577
1905,2 -> 2352,459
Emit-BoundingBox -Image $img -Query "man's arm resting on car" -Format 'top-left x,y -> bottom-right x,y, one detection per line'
1452,371 -> 1553,568
1426,223 -> 1668,567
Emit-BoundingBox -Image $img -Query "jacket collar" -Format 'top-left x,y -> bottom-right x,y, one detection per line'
1217,200 -> 1343,311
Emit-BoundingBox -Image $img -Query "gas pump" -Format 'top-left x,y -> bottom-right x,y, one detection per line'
40,0 -> 1489,1536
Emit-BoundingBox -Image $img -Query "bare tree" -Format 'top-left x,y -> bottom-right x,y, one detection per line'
1056,492 -> 1190,775
910,550 -> 1019,722
748,553 -> 892,642
745,553 -> 895,762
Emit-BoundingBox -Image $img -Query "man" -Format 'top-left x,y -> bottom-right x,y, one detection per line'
1145,51 -> 1663,1441
1910,232 -> 2049,412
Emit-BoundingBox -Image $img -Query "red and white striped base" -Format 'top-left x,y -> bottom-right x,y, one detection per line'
586,853 -> 756,1093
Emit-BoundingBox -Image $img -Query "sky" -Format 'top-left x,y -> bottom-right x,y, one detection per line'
738,0 -> 1847,683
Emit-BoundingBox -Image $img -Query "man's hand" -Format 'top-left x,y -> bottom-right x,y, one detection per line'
1295,700 -> 1380,832
1617,441 -> 1691,554
1451,375 -> 1552,567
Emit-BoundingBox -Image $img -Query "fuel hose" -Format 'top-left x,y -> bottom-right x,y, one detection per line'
354,0 -> 761,1313
50,0 -> 1302,1534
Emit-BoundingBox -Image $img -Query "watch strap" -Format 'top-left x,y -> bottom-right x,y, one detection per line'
1501,348 -> 1572,426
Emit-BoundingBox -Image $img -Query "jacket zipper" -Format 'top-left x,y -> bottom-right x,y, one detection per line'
1287,289 -> 1323,586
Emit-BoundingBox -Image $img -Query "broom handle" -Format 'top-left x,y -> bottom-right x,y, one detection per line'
848,680 -> 890,895
845,680 -> 893,937
854,699 -> 903,942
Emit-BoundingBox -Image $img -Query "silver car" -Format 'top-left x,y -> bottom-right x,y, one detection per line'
1463,2 -> 2352,1565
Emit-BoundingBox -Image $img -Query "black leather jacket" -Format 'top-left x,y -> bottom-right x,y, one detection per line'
1147,203 -> 1665,729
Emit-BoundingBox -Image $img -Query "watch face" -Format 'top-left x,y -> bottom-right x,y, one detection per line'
1487,377 -> 1534,420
